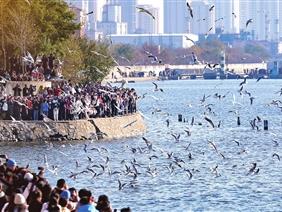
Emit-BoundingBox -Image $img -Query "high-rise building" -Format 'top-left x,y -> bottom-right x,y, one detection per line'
214,0 -> 240,34
137,5 -> 160,34
163,0 -> 189,34
190,1 -> 215,35
97,4 -> 127,35
109,0 -> 137,34
242,0 -> 279,41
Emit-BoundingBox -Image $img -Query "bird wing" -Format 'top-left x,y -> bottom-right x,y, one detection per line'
246,19 -> 253,27
186,2 -> 193,18
152,82 -> 158,90
148,55 -> 157,61
204,117 -> 215,128
185,36 -> 195,44
137,7 -> 155,20
209,5 -> 215,12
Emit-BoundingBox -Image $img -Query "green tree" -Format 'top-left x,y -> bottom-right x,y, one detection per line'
0,0 -> 79,70
79,39 -> 115,82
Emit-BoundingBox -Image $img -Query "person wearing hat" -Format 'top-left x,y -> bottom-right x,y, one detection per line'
59,190 -> 71,212
6,159 -> 17,172
1,193 -> 28,212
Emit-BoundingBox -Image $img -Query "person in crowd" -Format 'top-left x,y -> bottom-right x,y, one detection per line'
1,99 -> 8,120
51,98 -> 60,121
28,85 -> 35,96
40,100 -> 49,118
0,82 -> 138,121
22,85 -> 29,97
2,193 -> 29,212
52,179 -> 67,196
0,157 -> 130,212
95,195 -> 112,212
28,189 -> 43,212
77,189 -> 97,212
32,98 -> 40,121
0,184 -> 7,210
13,84 -> 22,97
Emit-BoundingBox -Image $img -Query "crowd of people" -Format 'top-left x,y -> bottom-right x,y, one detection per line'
1,54 -> 62,82
0,155 -> 131,211
0,81 -> 138,121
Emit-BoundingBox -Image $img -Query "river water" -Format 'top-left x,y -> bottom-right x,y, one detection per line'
1,79 -> 282,211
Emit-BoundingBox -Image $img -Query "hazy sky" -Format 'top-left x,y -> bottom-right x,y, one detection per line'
138,0 -> 163,8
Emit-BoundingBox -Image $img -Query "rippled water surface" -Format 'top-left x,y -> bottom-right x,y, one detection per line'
2,79 -> 282,211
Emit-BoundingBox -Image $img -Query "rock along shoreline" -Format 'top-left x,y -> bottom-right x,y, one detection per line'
0,113 -> 146,142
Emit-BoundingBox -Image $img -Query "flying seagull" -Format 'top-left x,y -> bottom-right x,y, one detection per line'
232,12 -> 237,18
86,11 -> 94,15
246,19 -> 253,28
91,50 -> 108,58
209,5 -> 215,12
136,7 -> 155,20
148,55 -> 162,64
186,2 -> 193,18
185,36 -> 196,45
215,17 -> 224,22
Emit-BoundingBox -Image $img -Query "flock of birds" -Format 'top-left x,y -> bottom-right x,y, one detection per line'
37,77 -> 282,197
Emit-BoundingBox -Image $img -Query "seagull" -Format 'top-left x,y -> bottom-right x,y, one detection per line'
118,179 -> 127,190
209,5 -> 215,12
136,7 -> 155,20
86,11 -> 94,15
91,66 -> 105,75
215,17 -> 224,22
232,12 -> 237,18
186,2 -> 193,18
247,163 -> 257,175
246,19 -> 253,28
91,50 -> 108,58
250,97 -> 255,105
185,36 -> 196,45
152,82 -> 164,92
148,55 -> 162,64
204,116 -> 215,128
171,134 -> 181,142
22,51 -> 35,65
184,169 -> 193,180
119,56 -> 131,64
256,76 -> 266,82
272,153 -> 280,161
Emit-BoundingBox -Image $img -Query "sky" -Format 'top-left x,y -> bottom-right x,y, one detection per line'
138,0 -> 162,7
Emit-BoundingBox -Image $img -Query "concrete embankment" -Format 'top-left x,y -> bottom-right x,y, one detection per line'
0,113 -> 146,142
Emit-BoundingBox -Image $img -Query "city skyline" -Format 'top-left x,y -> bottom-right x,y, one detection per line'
66,0 -> 282,43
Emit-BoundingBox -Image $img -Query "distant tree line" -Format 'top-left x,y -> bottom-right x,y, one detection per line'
112,40 -> 271,66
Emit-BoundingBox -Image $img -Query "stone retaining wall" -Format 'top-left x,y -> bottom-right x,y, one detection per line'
0,113 -> 146,142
